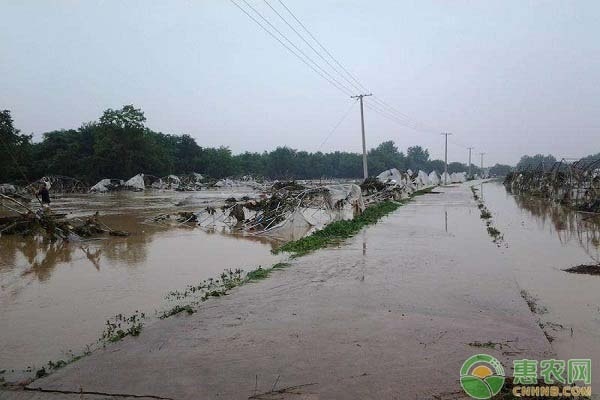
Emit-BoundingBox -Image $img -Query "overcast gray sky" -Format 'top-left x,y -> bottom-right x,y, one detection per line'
2,1 -> 599,165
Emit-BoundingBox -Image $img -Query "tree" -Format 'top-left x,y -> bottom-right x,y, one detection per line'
406,146 -> 430,172
0,110 -> 32,183
93,105 -> 154,178
447,161 -> 468,173
99,105 -> 146,130
516,154 -> 556,171
368,141 -> 406,176
489,164 -> 513,177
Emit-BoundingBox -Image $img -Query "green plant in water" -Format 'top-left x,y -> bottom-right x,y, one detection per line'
246,266 -> 271,281
159,304 -> 195,319
100,310 -> 145,343
275,200 -> 402,256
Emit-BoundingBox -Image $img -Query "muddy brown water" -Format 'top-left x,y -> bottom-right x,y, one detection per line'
2,183 -> 600,391
482,180 -> 600,388
0,190 -> 283,373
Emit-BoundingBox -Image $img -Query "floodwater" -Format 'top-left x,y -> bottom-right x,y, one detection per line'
0,190 -> 284,374
482,181 -> 600,386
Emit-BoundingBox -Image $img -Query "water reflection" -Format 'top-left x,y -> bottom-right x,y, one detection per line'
511,194 -> 600,261
0,214 -> 279,283
0,208 -> 283,371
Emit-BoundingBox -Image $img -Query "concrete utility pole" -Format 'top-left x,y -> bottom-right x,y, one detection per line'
351,94 -> 372,180
441,133 -> 452,185
467,147 -> 474,179
480,152 -> 486,178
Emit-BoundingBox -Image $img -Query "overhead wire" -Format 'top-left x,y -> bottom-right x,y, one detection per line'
236,0 -> 355,96
229,0 -> 352,96
274,0 -> 442,134
317,98 -> 358,150
232,0 -> 479,155
263,0 -> 364,95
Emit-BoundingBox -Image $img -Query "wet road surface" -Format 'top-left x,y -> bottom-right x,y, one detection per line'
20,183 -> 554,399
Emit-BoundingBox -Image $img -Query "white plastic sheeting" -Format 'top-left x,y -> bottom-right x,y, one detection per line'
428,171 -> 440,186
324,184 -> 365,219
89,179 -> 124,193
375,168 -> 418,199
90,179 -> 112,193
0,184 -> 16,194
152,175 -> 181,190
450,172 -> 467,183
440,172 -> 451,185
261,183 -> 365,241
376,168 -> 403,184
415,170 -> 430,188
124,174 -> 145,191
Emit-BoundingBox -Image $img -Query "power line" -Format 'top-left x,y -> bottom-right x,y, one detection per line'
318,98 -> 358,150
236,0 -> 355,96
276,0 -> 369,93
275,0 -> 441,135
232,1 -> 480,158
263,0 -> 364,94
229,0 -> 352,96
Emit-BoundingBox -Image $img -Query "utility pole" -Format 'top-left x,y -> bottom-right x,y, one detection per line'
351,93 -> 372,180
480,152 -> 486,178
467,147 -> 474,180
441,133 -> 452,185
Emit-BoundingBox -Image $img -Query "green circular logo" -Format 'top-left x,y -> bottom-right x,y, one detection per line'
460,354 -> 505,399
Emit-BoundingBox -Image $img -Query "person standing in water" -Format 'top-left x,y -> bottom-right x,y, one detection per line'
36,183 -> 51,209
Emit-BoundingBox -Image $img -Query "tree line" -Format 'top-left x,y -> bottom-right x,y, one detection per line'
2,105 -> 493,185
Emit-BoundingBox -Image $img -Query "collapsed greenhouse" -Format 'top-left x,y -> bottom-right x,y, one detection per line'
1,168 -> 452,242
504,157 -> 600,212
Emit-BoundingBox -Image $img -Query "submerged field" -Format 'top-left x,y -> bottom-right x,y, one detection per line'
3,181 -> 600,397
0,189 -> 285,375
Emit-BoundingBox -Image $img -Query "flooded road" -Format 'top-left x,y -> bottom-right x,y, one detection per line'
482,180 -> 600,387
0,190 -> 283,373
25,183 -> 554,399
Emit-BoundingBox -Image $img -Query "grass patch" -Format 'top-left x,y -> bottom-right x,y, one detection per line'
100,311 -> 145,343
480,209 -> 492,219
274,200 -> 401,256
246,266 -> 271,281
275,188 -> 436,256
159,304 -> 195,319
487,226 -> 501,238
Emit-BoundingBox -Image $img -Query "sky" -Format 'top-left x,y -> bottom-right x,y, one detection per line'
1,1 -> 599,166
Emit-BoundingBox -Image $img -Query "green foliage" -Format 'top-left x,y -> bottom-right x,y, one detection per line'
516,154 -> 557,171
246,266 -> 271,281
100,310 -> 145,343
489,163 -> 513,177
1,105 -> 489,184
275,200 -> 403,256
159,304 -> 195,319
406,145 -> 429,171
0,110 -> 32,183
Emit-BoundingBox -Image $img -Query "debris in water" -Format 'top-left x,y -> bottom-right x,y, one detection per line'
564,264 -> 600,275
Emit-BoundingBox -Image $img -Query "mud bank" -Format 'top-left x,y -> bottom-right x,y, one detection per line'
16,182 -> 552,399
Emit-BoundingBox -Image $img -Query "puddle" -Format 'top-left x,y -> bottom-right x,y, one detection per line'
0,191 -> 283,372
482,181 -> 600,387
